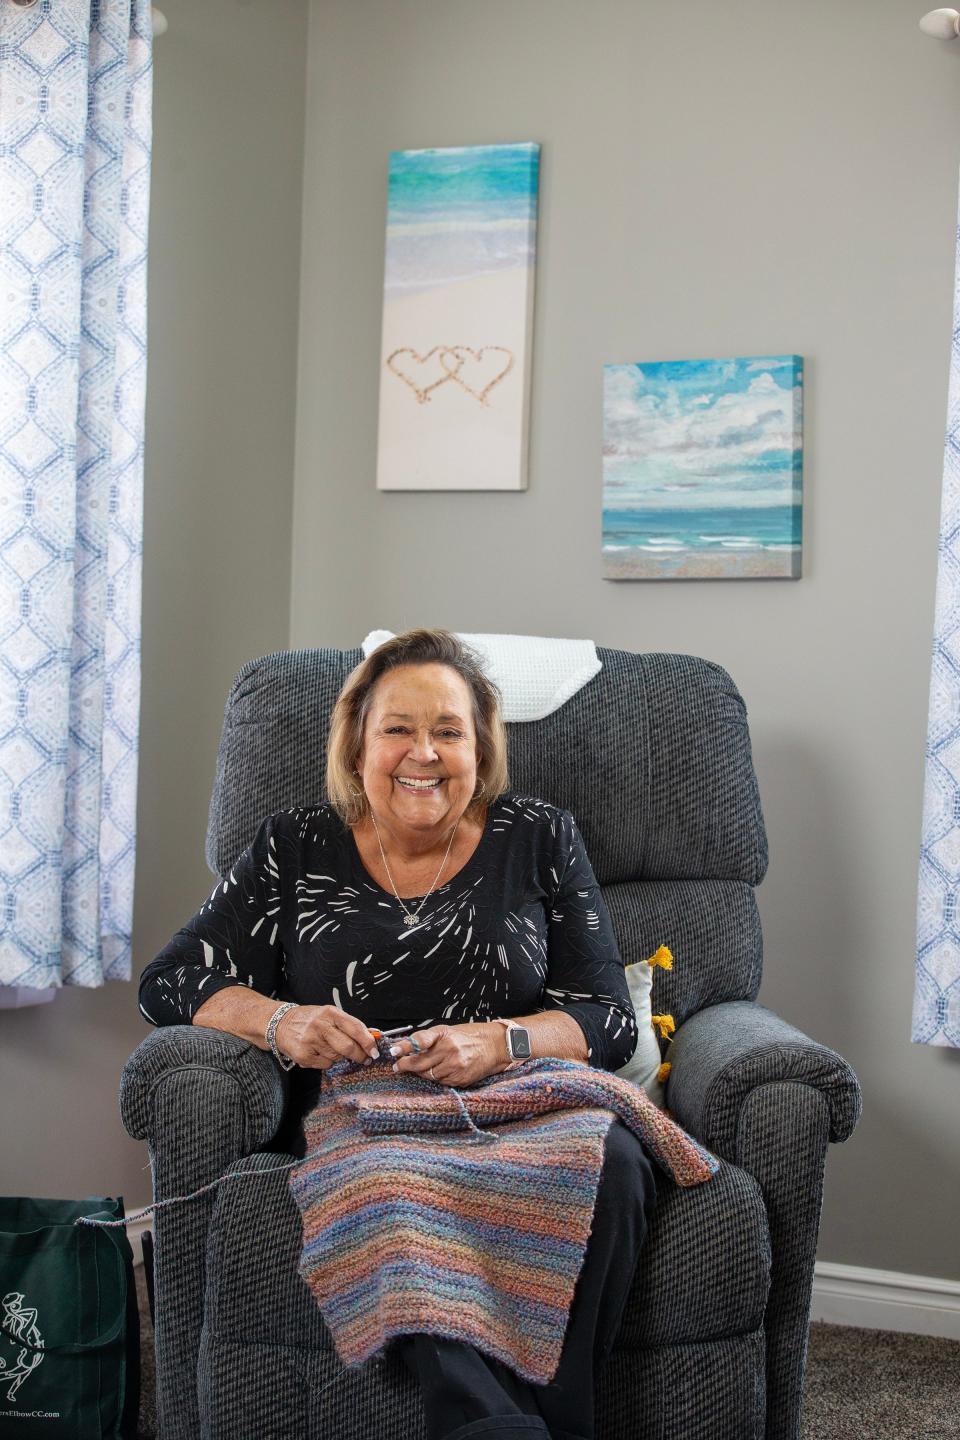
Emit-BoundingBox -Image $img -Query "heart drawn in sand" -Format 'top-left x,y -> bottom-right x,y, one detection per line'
385,347 -> 462,405
385,345 -> 515,406
439,346 -> 515,406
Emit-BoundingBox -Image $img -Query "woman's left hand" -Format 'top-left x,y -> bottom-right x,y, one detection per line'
388,1022 -> 508,1087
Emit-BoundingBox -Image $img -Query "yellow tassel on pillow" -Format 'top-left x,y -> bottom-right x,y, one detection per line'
651,1013 -> 675,1040
646,945 -> 673,970
657,1062 -> 672,1083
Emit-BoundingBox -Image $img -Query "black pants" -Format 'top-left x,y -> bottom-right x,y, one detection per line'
396,1120 -> 658,1440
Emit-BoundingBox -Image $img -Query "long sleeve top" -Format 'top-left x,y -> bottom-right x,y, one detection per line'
138,792 -> 637,1072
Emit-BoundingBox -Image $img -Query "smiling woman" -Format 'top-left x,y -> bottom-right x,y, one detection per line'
355,662 -> 483,855
326,629 -> 508,827
137,628 -> 649,1440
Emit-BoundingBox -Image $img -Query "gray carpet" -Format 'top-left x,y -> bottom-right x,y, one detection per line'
133,1268 -> 960,1438
799,1321 -> 960,1439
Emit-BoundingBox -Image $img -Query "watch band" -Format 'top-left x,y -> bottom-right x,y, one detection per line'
490,1017 -> 527,1069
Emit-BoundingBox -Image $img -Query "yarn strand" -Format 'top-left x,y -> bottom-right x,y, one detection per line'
76,1083 -> 494,1230
74,1156 -> 305,1228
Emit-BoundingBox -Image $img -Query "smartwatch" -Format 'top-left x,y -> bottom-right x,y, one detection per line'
491,1017 -> 532,1067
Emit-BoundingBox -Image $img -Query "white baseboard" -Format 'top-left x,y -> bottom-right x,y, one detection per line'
811,1262 -> 960,1340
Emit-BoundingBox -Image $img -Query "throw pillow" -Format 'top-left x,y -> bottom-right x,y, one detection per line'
616,946 -> 674,1109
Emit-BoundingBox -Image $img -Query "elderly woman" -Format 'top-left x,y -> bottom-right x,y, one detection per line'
138,629 -> 658,1440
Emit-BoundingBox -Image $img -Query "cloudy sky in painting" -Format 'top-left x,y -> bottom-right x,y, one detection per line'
603,356 -> 803,510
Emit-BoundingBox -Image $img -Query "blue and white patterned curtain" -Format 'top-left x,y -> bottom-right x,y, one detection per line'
0,0 -> 152,996
915,173 -> 960,1048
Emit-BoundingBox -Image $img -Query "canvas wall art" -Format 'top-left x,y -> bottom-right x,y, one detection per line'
602,355 -> 803,579
376,143 -> 539,491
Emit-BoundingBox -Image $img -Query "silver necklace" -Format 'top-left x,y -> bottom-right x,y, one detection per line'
369,811 -> 460,928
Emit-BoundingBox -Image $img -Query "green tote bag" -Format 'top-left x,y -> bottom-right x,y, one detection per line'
0,1197 -> 139,1440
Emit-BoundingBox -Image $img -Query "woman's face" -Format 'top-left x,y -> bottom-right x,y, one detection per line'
356,663 -> 481,839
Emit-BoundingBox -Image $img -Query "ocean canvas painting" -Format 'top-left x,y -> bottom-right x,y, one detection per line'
376,143 -> 539,491
602,356 -> 803,579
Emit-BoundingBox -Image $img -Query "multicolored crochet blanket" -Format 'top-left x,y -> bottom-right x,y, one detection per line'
289,1053 -> 718,1385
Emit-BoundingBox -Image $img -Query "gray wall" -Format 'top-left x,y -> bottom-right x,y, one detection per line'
291,0 -> 960,1279
0,0 -> 307,1211
2,0 -> 956,1285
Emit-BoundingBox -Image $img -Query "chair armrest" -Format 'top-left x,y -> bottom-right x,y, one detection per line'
120,1024 -> 287,1156
667,1000 -> 862,1160
119,1026 -> 288,1440
669,1001 -> 861,1440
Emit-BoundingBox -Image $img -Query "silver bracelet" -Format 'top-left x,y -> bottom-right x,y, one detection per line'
265,1002 -> 298,1071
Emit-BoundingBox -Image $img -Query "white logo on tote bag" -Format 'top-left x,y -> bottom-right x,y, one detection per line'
0,1292 -> 44,1402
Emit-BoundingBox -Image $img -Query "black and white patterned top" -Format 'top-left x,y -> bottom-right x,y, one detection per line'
138,793 -> 637,1072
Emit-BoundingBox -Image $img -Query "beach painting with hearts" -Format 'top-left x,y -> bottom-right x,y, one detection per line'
376,143 -> 540,490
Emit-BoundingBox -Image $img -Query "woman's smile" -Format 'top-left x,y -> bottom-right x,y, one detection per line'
394,775 -> 445,791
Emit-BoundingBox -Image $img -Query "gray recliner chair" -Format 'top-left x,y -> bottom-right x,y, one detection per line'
121,645 -> 862,1440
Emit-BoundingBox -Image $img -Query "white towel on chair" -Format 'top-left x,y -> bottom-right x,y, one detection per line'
360,631 -> 602,722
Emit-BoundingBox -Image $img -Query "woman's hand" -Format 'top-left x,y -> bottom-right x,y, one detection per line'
274,1004 -> 380,1070
388,1022 -> 508,1087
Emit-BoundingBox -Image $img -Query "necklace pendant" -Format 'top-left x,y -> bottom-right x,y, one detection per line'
402,913 -> 418,927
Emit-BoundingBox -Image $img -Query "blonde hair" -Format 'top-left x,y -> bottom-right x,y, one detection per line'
326,629 -> 509,826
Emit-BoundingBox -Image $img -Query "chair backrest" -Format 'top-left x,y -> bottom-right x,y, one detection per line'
205,647 -> 768,1026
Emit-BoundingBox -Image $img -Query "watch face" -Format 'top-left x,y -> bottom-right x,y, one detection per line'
509,1027 -> 532,1060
